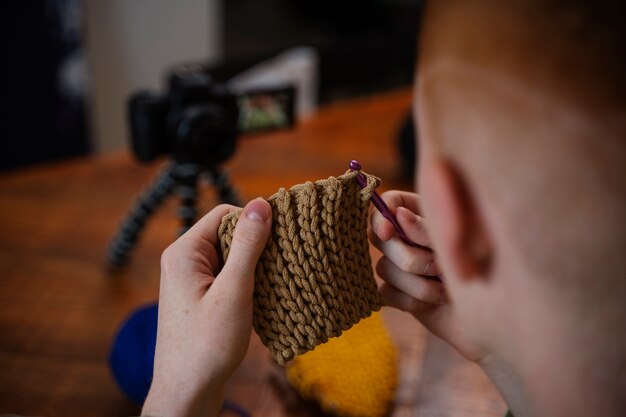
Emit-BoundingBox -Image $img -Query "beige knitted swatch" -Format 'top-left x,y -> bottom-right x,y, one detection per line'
218,169 -> 382,365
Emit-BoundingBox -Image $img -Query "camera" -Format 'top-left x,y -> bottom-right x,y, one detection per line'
128,63 -> 295,166
108,62 -> 297,267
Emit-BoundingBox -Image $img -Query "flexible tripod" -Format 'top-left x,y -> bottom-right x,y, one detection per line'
107,161 -> 240,267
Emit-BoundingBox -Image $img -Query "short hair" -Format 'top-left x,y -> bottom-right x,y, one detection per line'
417,0 -> 626,298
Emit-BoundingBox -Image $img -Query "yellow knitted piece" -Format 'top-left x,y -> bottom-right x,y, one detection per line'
286,312 -> 398,417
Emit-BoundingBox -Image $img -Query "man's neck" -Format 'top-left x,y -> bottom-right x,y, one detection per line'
514,297 -> 624,417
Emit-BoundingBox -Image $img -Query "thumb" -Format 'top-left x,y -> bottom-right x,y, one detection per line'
219,198 -> 272,283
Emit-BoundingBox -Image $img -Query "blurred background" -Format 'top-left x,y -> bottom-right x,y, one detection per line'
1,0 -> 421,170
0,1 -> 508,416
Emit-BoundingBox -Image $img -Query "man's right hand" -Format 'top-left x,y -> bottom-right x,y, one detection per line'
369,190 -> 488,364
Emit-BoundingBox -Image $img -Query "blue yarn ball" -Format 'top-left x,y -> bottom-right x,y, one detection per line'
109,303 -> 158,404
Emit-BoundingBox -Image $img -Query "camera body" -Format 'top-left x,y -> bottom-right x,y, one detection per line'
128,64 -> 295,166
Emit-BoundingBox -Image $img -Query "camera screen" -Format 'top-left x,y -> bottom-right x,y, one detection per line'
237,87 -> 295,134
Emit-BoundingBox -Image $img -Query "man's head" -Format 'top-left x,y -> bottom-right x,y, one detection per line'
415,0 -> 626,407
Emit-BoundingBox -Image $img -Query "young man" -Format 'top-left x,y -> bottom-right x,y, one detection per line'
371,1 -> 625,416
143,1 -> 626,416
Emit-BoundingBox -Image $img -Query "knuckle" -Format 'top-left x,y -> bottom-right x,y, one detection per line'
412,280 -> 428,300
402,251 -> 422,273
215,203 -> 238,212
380,190 -> 397,205
235,227 -> 262,251
402,250 -> 433,275
412,282 -> 433,302
160,244 -> 177,271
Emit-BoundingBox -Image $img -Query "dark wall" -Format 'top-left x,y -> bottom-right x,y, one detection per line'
1,0 -> 89,171
223,0 -> 423,103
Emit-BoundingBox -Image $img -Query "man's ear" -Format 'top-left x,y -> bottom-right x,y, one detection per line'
423,158 -> 492,281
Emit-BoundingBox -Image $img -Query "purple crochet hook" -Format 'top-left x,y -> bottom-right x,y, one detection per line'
350,160 -> 442,282
349,160 -> 422,248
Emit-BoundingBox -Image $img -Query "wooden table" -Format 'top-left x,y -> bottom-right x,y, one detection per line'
0,89 -> 506,417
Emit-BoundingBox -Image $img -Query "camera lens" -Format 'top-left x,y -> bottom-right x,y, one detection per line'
175,105 -> 236,166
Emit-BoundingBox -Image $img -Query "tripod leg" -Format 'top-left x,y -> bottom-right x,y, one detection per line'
107,164 -> 177,267
208,168 -> 242,206
174,163 -> 201,236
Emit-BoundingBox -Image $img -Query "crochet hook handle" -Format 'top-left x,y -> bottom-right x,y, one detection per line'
349,160 -> 422,248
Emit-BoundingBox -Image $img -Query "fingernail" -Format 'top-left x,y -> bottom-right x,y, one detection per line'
398,207 -> 417,224
245,198 -> 269,222
424,261 -> 440,275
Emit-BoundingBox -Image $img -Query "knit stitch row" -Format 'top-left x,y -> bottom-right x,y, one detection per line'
218,170 -> 382,364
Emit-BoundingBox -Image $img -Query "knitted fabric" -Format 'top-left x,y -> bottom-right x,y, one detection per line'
218,169 -> 382,365
286,312 -> 398,417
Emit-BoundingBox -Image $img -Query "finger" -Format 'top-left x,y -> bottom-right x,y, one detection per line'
378,282 -> 435,314
370,206 -> 433,247
162,204 -> 241,282
209,198 -> 272,302
370,209 -> 397,242
376,257 -> 445,304
378,283 -> 452,339
371,236 -> 440,276
378,282 -> 446,326
370,191 -> 424,243
395,207 -> 433,248
371,191 -> 421,241
181,204 -> 241,250
380,190 -> 422,213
